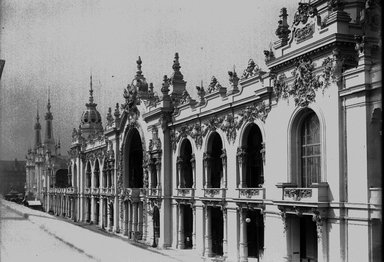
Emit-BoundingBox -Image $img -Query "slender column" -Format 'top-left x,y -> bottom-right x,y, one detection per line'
221,149 -> 227,188
237,147 -> 247,188
91,196 -> 95,223
203,153 -> 211,188
178,205 -> 185,249
176,157 -> 183,188
99,197 -> 103,227
128,202 -> 133,237
123,201 -> 128,235
133,202 -> 139,238
239,209 -> 248,262
191,154 -> 196,189
223,208 -> 228,257
107,200 -> 111,230
192,206 -> 196,249
204,206 -> 212,257
155,159 -> 161,189
138,202 -> 143,236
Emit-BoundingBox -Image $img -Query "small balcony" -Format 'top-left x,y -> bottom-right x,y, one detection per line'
100,187 -> 108,195
276,182 -> 329,206
124,188 -> 146,200
176,188 -> 195,198
92,188 -> 100,195
148,188 -> 162,198
84,188 -> 91,195
236,187 -> 266,200
66,187 -> 76,194
203,188 -> 226,199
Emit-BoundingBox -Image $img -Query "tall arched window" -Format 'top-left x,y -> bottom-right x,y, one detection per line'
94,160 -> 100,188
86,162 -> 92,188
300,112 -> 320,187
206,132 -> 223,188
179,139 -> 193,188
124,128 -> 144,188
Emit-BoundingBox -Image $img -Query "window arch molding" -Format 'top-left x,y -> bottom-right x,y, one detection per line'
237,119 -> 266,148
176,136 -> 196,157
202,129 -> 227,154
287,105 -> 327,185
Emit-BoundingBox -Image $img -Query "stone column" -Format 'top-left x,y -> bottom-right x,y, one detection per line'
176,156 -> 183,188
91,196 -> 95,223
138,202 -> 144,237
107,200 -> 112,231
239,208 -> 248,262
155,159 -> 161,189
221,149 -> 227,188
178,204 -> 185,249
99,197 -> 103,227
192,206 -> 197,249
123,201 -> 128,235
203,153 -> 211,188
237,147 -> 247,188
128,201 -> 133,237
204,206 -> 212,257
223,208 -> 228,257
133,202 -> 138,238
191,154 -> 196,189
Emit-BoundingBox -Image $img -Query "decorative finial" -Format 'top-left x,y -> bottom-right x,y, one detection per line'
89,74 -> 94,104
47,87 -> 51,112
36,101 -> 40,122
173,52 -> 181,72
136,56 -> 142,76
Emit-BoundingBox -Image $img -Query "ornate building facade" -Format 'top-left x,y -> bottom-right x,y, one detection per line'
28,1 -> 381,261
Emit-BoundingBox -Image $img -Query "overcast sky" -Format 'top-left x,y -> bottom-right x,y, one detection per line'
0,0 -> 299,160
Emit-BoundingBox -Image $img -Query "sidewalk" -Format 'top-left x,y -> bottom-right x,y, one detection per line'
1,199 -> 205,262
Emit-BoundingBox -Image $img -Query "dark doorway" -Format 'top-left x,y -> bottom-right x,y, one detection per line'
126,129 -> 144,188
183,205 -> 193,249
211,207 -> 223,256
208,133 -> 223,188
153,206 -> 160,247
95,199 -> 99,225
299,215 -> 318,261
55,169 -> 69,188
246,209 -> 264,258
245,124 -> 263,187
87,198 -> 91,222
180,140 -> 193,188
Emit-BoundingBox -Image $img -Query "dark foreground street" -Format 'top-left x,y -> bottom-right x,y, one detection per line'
0,199 -> 201,262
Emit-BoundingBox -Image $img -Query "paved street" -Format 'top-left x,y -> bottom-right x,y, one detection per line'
0,199 -> 202,262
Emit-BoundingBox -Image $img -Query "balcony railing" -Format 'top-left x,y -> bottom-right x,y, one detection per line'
124,188 -> 146,198
148,188 -> 162,197
203,188 -> 226,198
66,187 -> 76,194
236,187 -> 265,200
277,182 -> 329,203
92,188 -> 100,195
176,188 -> 195,198
107,188 -> 114,196
84,188 -> 91,195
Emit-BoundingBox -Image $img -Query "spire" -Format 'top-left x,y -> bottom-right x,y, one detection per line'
44,88 -> 55,153
89,74 -> 94,104
34,102 -> 42,148
136,56 -> 142,77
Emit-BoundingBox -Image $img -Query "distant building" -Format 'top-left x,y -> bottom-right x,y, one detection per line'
25,97 -> 68,200
29,1 -> 381,262
0,159 -> 26,195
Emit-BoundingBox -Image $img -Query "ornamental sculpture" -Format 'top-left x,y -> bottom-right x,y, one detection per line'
237,102 -> 271,126
241,59 -> 263,79
206,76 -> 223,94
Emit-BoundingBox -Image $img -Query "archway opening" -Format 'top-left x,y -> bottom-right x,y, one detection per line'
180,139 -> 193,188
124,129 -> 144,188
211,207 -> 223,256
94,160 -> 100,188
242,124 -> 264,187
153,206 -> 160,247
207,132 -> 223,188
55,169 -> 69,188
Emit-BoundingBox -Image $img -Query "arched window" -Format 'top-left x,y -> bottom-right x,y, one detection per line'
86,162 -> 92,188
206,132 -> 223,188
124,129 -> 144,188
300,112 -> 321,187
94,160 -> 100,188
179,139 -> 193,188
55,169 -> 69,188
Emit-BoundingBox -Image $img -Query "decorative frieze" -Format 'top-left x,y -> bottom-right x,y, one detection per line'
284,188 -> 312,201
237,102 -> 271,126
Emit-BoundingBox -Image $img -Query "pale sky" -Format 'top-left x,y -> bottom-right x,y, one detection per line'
0,0 -> 299,160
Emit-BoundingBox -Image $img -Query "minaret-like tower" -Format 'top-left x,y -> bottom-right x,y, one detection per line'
34,106 -> 42,149
44,90 -> 55,153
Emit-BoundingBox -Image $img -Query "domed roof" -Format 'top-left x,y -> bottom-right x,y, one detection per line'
79,76 -> 103,134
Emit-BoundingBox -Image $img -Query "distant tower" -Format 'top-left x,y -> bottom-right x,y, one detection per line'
44,90 -> 55,153
79,75 -> 103,138
34,105 -> 42,149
